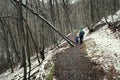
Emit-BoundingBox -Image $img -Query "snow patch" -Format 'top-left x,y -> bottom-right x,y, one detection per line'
0,48 -> 57,80
84,25 -> 120,73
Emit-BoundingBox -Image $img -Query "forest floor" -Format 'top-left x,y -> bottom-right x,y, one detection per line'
54,44 -> 105,80
0,24 -> 120,80
53,31 -> 106,80
52,22 -> 120,80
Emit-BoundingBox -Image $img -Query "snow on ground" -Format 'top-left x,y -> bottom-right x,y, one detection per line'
35,41 -> 70,80
35,48 -> 57,80
84,25 -> 120,72
84,10 -> 120,75
0,39 -> 70,80
0,56 -> 40,80
0,48 -> 56,80
101,10 -> 120,23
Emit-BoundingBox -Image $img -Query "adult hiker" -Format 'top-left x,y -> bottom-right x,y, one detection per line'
79,27 -> 85,44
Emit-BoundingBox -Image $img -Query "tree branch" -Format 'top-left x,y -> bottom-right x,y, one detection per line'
0,16 -> 17,19
12,0 -> 75,47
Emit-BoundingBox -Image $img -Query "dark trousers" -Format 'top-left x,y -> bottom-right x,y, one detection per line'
80,36 -> 83,44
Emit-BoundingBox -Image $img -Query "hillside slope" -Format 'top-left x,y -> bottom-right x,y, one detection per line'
0,25 -> 120,80
84,25 -> 120,79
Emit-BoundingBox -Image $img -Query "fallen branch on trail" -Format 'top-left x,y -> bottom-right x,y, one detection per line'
92,19 -> 120,32
92,21 -> 107,31
12,0 -> 75,47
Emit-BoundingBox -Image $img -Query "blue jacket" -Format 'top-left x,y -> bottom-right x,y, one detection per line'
79,30 -> 85,38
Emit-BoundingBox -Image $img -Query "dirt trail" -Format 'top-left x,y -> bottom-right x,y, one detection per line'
53,43 -> 105,80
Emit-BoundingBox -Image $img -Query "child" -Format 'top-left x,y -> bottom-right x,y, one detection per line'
75,36 -> 79,44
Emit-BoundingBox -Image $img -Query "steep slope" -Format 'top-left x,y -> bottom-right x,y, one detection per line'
84,25 -> 120,80
0,25 -> 119,80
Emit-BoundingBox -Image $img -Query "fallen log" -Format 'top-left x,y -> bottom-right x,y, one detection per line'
12,0 -> 75,47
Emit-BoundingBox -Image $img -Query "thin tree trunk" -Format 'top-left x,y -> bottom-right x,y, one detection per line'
25,0 -> 31,78
23,18 -> 41,64
0,19 -> 14,73
13,0 -> 75,47
22,46 -> 27,80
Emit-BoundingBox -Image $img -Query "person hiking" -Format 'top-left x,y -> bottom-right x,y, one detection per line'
75,36 -> 79,44
79,27 -> 85,44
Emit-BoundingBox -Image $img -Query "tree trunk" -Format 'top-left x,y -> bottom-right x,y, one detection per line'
13,0 -> 75,47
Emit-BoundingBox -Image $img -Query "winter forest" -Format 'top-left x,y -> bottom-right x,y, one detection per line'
0,0 -> 120,80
